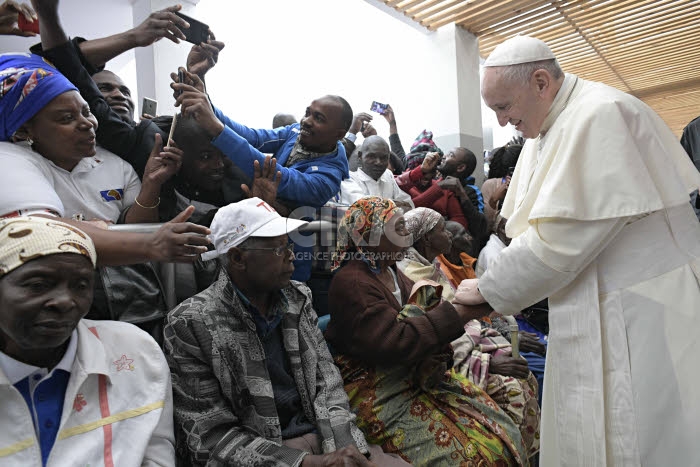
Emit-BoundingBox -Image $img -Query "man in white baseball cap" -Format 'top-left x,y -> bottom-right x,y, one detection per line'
164,197 -> 408,466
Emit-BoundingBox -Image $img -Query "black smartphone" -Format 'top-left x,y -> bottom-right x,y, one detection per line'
370,100 -> 388,114
507,166 -> 515,177
175,11 -> 209,45
175,69 -> 185,97
142,97 -> 157,117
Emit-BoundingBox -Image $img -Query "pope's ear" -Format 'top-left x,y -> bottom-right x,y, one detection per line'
532,69 -> 551,94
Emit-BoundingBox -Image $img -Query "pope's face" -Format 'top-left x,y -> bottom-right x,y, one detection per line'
481,67 -> 548,139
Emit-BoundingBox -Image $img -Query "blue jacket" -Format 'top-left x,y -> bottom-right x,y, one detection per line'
212,108 -> 349,208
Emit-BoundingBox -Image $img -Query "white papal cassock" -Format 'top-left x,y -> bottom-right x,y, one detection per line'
479,73 -> 700,466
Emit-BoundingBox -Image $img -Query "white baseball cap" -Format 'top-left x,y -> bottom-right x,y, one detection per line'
201,197 -> 307,261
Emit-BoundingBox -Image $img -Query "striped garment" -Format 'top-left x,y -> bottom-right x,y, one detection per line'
164,270 -> 369,466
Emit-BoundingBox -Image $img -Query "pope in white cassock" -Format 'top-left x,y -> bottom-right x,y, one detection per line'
455,36 -> 700,466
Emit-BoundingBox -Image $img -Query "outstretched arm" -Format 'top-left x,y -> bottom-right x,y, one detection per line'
78,4 -> 188,69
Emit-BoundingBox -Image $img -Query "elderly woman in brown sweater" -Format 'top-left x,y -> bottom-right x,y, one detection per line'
325,196 -> 528,466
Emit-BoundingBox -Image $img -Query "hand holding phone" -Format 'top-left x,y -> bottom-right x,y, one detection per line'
17,13 -> 39,34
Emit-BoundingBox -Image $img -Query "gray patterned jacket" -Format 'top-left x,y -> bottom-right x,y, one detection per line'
164,270 -> 368,467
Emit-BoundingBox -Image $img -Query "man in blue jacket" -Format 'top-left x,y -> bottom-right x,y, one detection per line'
173,77 -> 352,210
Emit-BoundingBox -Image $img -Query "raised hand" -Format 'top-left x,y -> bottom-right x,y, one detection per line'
1,0 -> 37,36
421,151 -> 441,174
381,104 -> 396,125
170,67 -> 206,94
241,156 -> 281,206
128,4 -> 189,46
361,123 -> 377,138
171,80 -> 223,138
348,112 -> 373,135
186,29 -> 225,78
142,133 -> 182,187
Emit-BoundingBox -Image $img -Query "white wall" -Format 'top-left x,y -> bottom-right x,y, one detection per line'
182,0 -> 477,150
1,0 -> 487,161
0,0 -> 138,108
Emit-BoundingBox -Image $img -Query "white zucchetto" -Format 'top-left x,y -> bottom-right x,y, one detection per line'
483,35 -> 555,67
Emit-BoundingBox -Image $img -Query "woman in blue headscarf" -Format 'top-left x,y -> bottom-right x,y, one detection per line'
0,53 -> 178,224
0,53 -> 181,340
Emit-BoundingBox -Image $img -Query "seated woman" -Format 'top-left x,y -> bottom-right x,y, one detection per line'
399,208 -> 541,458
325,196 -> 528,466
1,52 -> 177,340
397,208 -> 458,301
0,217 -> 173,465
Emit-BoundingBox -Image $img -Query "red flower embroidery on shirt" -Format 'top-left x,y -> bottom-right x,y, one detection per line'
113,354 -> 134,371
73,393 -> 87,412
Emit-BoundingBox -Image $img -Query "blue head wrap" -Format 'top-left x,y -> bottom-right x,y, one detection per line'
0,53 -> 77,141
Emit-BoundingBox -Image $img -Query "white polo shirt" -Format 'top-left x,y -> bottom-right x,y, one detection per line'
0,142 -> 65,217
11,142 -> 141,222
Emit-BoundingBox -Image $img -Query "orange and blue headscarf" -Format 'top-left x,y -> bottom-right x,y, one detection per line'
332,196 -> 399,273
0,53 -> 77,141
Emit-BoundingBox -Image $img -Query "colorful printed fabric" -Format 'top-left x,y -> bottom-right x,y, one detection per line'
452,320 -> 541,457
409,129 -> 442,154
332,196 -> 398,273
0,53 -> 77,141
335,357 -> 529,466
403,207 -> 442,243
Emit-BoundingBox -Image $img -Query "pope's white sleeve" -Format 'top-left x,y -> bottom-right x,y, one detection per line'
479,216 -> 628,314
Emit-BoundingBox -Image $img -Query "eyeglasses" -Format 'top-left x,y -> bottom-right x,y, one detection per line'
238,243 -> 295,257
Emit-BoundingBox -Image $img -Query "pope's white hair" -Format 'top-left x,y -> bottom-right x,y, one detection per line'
498,59 -> 564,86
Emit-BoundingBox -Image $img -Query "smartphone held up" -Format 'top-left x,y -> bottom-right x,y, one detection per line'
370,101 -> 388,115
142,97 -> 157,118
175,11 -> 209,45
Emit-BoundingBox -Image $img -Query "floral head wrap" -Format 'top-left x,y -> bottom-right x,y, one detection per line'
403,207 -> 442,244
0,53 -> 77,141
0,217 -> 96,278
332,196 -> 399,273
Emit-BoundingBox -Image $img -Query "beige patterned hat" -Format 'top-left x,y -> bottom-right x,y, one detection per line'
0,217 -> 96,278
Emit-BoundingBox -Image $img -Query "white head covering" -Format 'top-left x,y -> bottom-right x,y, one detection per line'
483,35 -> 555,67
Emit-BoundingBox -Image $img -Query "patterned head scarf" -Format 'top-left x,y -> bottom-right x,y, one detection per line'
404,207 -> 442,244
332,196 -> 399,273
0,53 -> 77,141
409,129 -> 443,155
0,217 -> 96,278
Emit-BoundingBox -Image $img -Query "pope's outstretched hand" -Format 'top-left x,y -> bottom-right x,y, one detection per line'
454,279 -> 487,305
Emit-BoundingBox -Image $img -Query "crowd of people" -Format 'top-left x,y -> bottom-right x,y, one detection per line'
0,1 -> 699,466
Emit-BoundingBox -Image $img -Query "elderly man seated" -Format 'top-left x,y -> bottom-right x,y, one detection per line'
164,198 -> 408,466
0,217 -> 174,466
338,135 -> 413,210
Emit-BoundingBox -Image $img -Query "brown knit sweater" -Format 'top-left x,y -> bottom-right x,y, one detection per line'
325,260 -> 465,367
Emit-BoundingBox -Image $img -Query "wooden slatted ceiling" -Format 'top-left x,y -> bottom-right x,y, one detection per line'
382,0 -> 700,136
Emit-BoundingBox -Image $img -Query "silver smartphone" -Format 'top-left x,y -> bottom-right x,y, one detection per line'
142,97 -> 157,118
